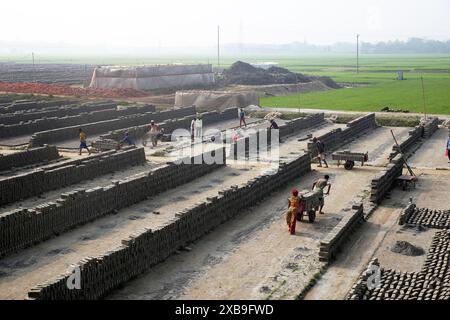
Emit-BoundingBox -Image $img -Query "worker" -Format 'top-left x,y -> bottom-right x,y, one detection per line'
286,189 -> 302,235
312,175 -> 331,214
146,120 -> 160,148
190,117 -> 196,142
239,108 -> 247,128
195,116 -> 203,138
78,128 -> 91,156
313,137 -> 328,168
120,132 -> 135,147
446,132 -> 450,163
269,119 -> 279,129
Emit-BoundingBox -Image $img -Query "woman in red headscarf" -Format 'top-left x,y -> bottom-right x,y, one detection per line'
286,189 -> 302,235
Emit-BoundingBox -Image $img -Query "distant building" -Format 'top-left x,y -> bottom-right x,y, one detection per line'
397,71 -> 404,80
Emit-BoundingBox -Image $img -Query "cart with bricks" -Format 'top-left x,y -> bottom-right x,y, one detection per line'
296,189 -> 324,223
332,150 -> 368,170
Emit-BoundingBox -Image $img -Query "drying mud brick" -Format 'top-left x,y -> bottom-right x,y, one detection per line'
319,202 -> 365,262
0,145 -> 60,171
348,230 -> 450,300
307,113 -> 377,158
370,154 -> 404,203
0,147 -> 146,206
0,148 -> 225,258
27,152 -> 311,300
28,106 -> 196,147
0,104 -> 155,139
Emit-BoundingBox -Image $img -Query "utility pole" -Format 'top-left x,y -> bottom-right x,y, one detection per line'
32,52 -> 36,82
217,25 -> 220,69
421,76 -> 427,120
356,34 -> 360,74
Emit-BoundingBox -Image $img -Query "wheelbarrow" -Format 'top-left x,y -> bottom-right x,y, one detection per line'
332,150 -> 369,170
296,189 -> 324,223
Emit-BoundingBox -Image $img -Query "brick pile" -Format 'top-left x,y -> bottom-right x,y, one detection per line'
96,108 -> 238,151
0,105 -> 156,139
0,99 -> 79,114
370,154 -> 404,203
0,145 -> 60,171
399,204 -> 450,229
348,230 -> 450,300
278,113 -> 325,138
307,113 -> 377,158
0,101 -> 121,125
422,117 -> 439,139
389,126 -> 424,160
27,152 -> 311,300
231,113 -> 324,160
319,202 -> 365,262
29,106 -> 196,147
0,147 -> 146,206
0,148 -> 225,258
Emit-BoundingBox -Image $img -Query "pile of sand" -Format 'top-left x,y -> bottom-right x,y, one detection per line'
391,241 -> 425,256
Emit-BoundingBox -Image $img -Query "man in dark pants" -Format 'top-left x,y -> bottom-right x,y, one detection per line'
313,137 -> 328,168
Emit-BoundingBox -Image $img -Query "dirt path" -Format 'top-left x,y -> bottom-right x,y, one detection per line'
305,170 -> 450,300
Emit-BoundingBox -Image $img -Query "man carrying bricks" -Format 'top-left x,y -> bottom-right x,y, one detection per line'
312,175 -> 331,214
120,132 -> 136,147
313,137 -> 328,168
239,108 -> 247,128
78,128 -> 91,156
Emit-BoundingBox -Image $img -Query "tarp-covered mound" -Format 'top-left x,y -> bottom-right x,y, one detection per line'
174,90 -> 259,111
90,64 -> 215,90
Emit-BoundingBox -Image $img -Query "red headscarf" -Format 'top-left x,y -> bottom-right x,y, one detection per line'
292,189 -> 299,196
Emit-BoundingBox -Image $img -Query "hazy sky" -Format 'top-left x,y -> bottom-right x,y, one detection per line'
2,0 -> 450,47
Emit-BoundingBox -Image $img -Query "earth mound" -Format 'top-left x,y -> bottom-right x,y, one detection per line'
391,241 -> 425,256
221,61 -> 339,88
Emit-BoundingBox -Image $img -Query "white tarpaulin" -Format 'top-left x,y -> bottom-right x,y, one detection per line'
89,64 -> 215,90
174,90 -> 259,111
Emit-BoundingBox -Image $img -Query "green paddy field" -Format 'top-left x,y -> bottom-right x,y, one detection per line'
1,54 -> 449,114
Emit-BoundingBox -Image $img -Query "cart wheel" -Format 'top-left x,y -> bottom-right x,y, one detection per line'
308,210 -> 316,223
297,212 -> 304,222
344,160 -> 355,170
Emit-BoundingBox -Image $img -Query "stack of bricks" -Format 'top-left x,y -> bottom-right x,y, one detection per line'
307,113 -> 377,158
0,147 -> 146,206
0,148 -> 225,258
0,101 -> 120,126
422,117 -> 439,139
0,105 -> 156,139
0,99 -> 79,114
231,114 -> 324,160
370,154 -> 404,203
398,203 -> 417,225
27,152 -> 311,300
389,126 -> 424,160
96,108 -> 238,151
348,230 -> 450,300
278,113 -> 325,138
231,129 -> 273,160
0,145 -> 60,171
319,201 -> 365,262
400,206 -> 450,229
29,106 -> 196,147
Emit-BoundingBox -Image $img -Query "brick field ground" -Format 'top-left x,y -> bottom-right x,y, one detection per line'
0,96 -> 448,300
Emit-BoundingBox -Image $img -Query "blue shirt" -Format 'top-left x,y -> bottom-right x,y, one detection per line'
122,136 -> 135,145
447,138 -> 450,149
